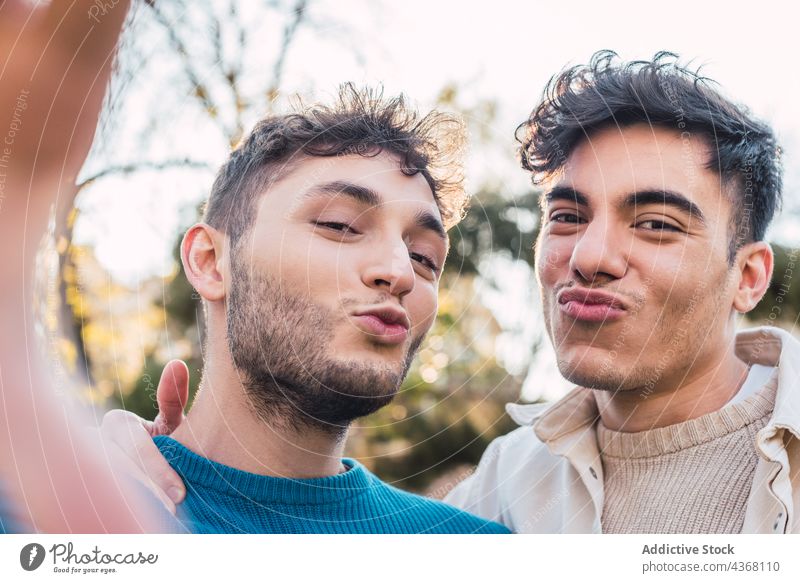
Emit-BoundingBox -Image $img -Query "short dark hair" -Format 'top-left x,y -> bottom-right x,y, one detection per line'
204,83 -> 468,245
516,50 -> 783,258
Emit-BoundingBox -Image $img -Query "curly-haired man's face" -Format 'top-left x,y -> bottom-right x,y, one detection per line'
536,123 -> 745,393
225,153 -> 447,431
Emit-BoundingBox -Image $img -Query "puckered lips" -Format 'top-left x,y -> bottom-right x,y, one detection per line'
352,306 -> 410,345
557,287 -> 628,323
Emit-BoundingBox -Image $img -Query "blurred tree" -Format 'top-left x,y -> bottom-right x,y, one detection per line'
447,188 -> 539,275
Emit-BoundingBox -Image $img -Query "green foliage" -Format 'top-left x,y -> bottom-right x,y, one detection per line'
446,189 -> 540,275
349,351 -> 520,492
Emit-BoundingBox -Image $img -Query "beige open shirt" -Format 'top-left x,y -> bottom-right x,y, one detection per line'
445,326 -> 800,533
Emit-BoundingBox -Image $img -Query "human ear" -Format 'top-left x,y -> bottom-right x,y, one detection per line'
732,241 -> 773,313
180,223 -> 226,302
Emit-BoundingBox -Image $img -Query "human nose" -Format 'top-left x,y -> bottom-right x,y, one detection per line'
361,237 -> 415,298
569,217 -> 628,284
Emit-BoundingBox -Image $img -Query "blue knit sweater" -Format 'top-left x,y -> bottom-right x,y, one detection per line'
154,436 -> 509,534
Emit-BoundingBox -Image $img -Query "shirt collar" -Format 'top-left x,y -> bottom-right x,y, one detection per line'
736,326 -> 800,447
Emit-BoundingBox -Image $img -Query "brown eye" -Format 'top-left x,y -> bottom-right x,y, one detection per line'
410,252 -> 440,274
550,212 -> 584,224
637,219 -> 681,232
314,221 -> 359,235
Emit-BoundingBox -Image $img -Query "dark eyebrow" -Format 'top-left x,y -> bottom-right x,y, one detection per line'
414,209 -> 447,240
621,190 -> 706,225
304,180 -> 381,206
543,186 -> 590,207
544,186 -> 706,226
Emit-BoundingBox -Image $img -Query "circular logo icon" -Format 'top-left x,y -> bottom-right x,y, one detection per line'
20,543 -> 46,571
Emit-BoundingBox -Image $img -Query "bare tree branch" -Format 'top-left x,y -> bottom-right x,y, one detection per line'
266,0 -> 309,106
144,0 -> 225,130
224,1 -> 246,146
78,159 -> 213,189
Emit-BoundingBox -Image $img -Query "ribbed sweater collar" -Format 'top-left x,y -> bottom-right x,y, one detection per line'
153,436 -> 373,505
597,376 -> 777,459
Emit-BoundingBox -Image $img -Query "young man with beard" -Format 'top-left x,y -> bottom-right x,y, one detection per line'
121,86 -> 508,534
445,51 -> 799,534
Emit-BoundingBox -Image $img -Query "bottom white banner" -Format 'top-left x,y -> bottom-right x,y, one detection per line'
1,534 -> 798,582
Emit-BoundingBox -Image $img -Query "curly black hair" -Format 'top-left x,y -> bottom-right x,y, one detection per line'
516,50 -> 783,257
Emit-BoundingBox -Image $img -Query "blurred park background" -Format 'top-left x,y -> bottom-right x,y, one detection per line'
44,0 -> 800,495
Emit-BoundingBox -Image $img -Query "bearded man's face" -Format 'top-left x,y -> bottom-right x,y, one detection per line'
225,153 -> 446,434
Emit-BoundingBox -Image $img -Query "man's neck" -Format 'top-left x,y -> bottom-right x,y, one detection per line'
171,349 -> 347,479
593,348 -> 750,433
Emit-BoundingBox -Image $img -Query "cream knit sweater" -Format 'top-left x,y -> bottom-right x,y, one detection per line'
598,377 -> 777,534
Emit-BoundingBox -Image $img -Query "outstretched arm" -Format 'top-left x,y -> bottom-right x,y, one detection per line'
0,0 -> 165,533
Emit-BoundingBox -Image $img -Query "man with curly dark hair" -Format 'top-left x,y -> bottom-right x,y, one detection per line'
445,51 -> 799,534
